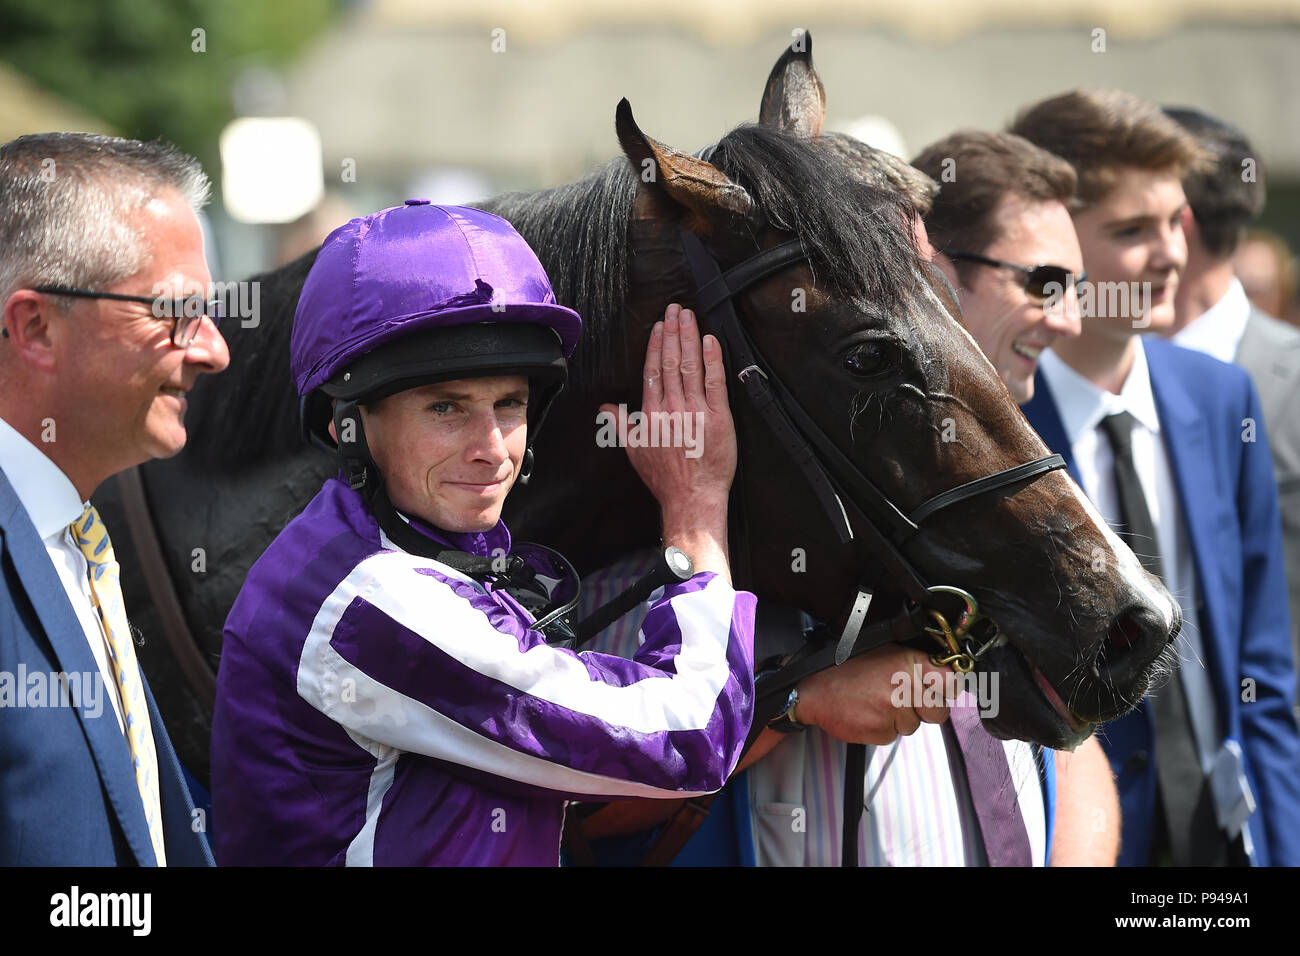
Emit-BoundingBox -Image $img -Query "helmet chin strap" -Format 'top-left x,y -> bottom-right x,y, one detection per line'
332,399 -> 378,494
517,447 -> 535,485
331,416 -> 432,556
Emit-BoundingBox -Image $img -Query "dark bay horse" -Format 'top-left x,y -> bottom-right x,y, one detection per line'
94,39 -> 1179,788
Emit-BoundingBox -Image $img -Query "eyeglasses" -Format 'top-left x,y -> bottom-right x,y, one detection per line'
943,251 -> 1087,302
31,285 -> 225,348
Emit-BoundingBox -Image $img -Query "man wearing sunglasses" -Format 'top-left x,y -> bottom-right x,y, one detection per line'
911,130 -> 1120,866
912,131 -> 1085,405
0,132 -> 229,865
1013,90 -> 1300,866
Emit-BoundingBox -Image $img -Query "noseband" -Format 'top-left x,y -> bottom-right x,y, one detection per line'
678,229 -> 1065,864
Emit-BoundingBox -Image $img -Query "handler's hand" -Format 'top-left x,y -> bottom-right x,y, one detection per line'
795,645 -> 952,745
599,304 -> 736,579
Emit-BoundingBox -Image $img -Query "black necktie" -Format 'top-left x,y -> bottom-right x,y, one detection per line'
1099,412 -> 1224,865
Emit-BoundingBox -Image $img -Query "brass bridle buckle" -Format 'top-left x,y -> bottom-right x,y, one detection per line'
922,585 -> 1002,674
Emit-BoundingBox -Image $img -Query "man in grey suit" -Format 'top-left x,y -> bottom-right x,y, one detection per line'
1164,107 -> 1300,699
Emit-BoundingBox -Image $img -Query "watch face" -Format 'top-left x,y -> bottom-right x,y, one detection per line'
768,688 -> 807,733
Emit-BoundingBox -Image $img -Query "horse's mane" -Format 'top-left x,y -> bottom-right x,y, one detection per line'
476,160 -> 638,390
188,123 -> 922,468
710,124 -> 923,312
481,123 -> 922,389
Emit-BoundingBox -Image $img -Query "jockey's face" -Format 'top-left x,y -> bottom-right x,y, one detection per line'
361,374 -> 529,533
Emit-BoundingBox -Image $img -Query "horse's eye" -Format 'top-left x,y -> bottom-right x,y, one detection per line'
844,343 -> 893,378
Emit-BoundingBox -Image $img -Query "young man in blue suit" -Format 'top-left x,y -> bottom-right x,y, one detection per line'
0,133 -> 229,865
1012,90 -> 1300,866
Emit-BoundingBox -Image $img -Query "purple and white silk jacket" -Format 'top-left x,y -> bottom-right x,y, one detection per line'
210,478 -> 755,866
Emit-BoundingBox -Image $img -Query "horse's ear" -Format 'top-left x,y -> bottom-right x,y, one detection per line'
758,31 -> 825,139
615,98 -> 752,231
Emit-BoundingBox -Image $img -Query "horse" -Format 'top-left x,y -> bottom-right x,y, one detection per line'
93,37 -> 1180,792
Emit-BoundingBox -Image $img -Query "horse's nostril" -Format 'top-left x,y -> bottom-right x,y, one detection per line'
1106,611 -> 1144,649
1099,604 -> 1178,686
1062,606 -> 1164,723
1066,604 -> 1179,725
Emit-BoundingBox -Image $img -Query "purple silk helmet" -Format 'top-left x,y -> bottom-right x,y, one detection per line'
292,200 -> 582,452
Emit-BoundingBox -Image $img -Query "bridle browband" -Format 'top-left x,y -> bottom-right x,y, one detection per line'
678,228 -> 1066,865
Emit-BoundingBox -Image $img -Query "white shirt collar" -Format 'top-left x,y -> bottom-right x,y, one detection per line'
1039,337 -> 1162,443
1170,276 -> 1251,364
0,415 -> 85,540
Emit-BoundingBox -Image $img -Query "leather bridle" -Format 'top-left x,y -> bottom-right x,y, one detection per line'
678,229 -> 1066,864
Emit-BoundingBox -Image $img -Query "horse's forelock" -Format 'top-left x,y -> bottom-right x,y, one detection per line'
709,124 -> 926,311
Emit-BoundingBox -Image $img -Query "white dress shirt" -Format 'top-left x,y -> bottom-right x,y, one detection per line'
744,717 -> 1046,867
0,415 -> 125,731
581,552 -> 1047,866
1039,343 -> 1209,748
1171,277 -> 1252,365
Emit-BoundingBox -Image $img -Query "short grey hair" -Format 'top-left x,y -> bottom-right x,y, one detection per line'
0,132 -> 211,304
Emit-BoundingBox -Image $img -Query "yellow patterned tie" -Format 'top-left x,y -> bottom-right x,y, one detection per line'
73,504 -> 166,866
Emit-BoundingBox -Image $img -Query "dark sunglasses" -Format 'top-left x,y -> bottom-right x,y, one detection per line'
29,285 -> 224,347
944,251 -> 1087,302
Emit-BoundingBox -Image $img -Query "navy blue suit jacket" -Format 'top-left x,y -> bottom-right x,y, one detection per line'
1022,339 -> 1300,866
0,467 -> 213,866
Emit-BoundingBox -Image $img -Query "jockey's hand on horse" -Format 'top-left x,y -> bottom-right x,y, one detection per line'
600,303 -> 737,583
795,645 -> 952,745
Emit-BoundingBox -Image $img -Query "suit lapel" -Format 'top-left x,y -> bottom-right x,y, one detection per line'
0,469 -> 158,865
1144,346 -> 1235,710
1021,373 -> 1081,483
1023,371 -> 1161,751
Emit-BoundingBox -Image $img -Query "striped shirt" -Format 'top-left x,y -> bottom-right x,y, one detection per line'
583,551 -> 1050,866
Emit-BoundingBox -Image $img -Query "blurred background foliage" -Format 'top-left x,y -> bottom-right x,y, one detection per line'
0,0 -> 341,168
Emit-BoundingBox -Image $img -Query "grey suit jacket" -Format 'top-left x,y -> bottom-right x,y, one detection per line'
1236,306 -> 1300,688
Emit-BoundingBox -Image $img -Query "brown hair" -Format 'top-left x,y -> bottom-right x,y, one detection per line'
1163,106 -> 1265,259
911,130 -> 1076,260
1009,89 -> 1209,207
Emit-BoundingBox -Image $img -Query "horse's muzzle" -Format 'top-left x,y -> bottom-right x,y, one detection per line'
1067,600 -> 1184,724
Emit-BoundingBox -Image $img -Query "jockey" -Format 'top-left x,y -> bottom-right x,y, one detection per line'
209,201 -> 755,865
